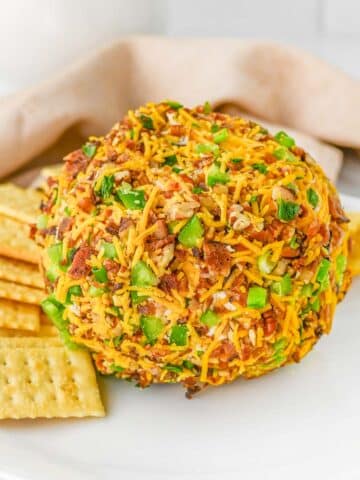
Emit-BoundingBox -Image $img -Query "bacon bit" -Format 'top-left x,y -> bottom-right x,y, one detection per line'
137,302 -> 156,316
106,222 -> 119,235
159,273 -> 179,294
125,139 -> 136,150
204,242 -> 232,277
29,223 -> 36,240
153,220 -> 168,240
264,152 -> 277,164
119,217 -> 133,233
330,222 -> 345,250
170,125 -> 186,137
46,176 -> 57,188
281,246 -> 300,258
146,235 -> 175,252
262,310 -> 277,336
319,223 -> 330,245
103,259 -> 120,275
57,217 -> 74,240
179,174 -> 194,184
292,146 -> 305,159
40,196 -> 55,214
212,341 -> 238,362
77,196 -> 94,214
68,245 -> 93,279
64,149 -> 89,179
328,195 -> 349,224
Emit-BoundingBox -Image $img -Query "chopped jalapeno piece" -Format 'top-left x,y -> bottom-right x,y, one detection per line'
178,215 -> 204,248
289,236 -> 299,249
300,283 -> 313,297
41,296 -> 77,349
271,273 -> 292,296
140,315 -> 164,344
66,285 -> 82,304
131,261 -> 157,287
213,128 -> 229,144
203,101 -> 212,114
116,184 -> 146,210
89,285 -> 106,297
36,214 -> 48,229
274,131 -> 295,148
139,114 -> 154,130
111,364 -> 125,373
47,243 -> 63,265
307,188 -> 319,208
257,251 -> 276,274
310,297 -> 320,312
97,175 -> 114,199
102,242 -> 117,259
211,124 -> 221,133
200,309 -> 220,327
196,143 -> 220,155
169,324 -> 188,346
166,100 -> 183,110
82,143 -> 97,158
46,264 -> 59,282
183,360 -> 195,370
252,163 -> 268,174
164,154 -> 177,166
164,364 -> 183,373
247,286 -> 267,309
273,147 -> 296,162
277,199 -> 300,222
207,162 -> 230,186
335,254 -> 347,287
316,258 -> 331,283
64,206 -> 72,216
92,266 -> 108,283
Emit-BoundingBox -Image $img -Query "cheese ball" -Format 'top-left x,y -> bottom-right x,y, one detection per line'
38,101 -> 351,396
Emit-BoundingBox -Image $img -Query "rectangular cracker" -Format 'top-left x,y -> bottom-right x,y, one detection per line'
0,299 -> 40,331
0,215 -> 41,264
0,324 -> 58,337
0,346 -> 104,419
0,256 -> 44,288
0,279 -> 45,305
0,183 -> 42,224
0,336 -> 62,348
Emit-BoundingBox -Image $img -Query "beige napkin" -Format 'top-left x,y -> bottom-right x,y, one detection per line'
1,36 -> 359,185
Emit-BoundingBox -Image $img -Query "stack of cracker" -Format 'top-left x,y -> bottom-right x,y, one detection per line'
0,183 -> 104,419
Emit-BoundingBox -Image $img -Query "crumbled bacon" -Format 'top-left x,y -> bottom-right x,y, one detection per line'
211,341 -> 238,362
170,125 -> 186,137
77,196 -> 94,213
64,149 -> 89,179
57,217 -> 74,240
104,259 -> 120,275
119,217 -> 133,233
329,195 -> 349,224
159,273 -> 179,295
68,245 -> 93,279
204,241 -> 232,277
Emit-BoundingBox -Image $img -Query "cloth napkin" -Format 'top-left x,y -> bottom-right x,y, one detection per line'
1,36 -> 359,186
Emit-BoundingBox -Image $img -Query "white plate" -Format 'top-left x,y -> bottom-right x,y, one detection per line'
1,194 -> 359,480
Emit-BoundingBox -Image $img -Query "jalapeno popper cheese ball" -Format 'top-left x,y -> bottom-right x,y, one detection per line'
38,102 -> 351,395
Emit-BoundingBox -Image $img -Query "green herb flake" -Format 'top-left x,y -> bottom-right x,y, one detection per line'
166,100 -> 183,110
277,199 -> 300,222
192,186 -> 205,194
211,124 -> 221,133
164,364 -> 183,374
111,364 -> 125,373
172,166 -> 182,174
97,175 -> 114,199
231,158 -> 243,164
139,114 -> 154,130
163,154 -> 177,166
307,188 -> 319,209
252,163 -> 268,174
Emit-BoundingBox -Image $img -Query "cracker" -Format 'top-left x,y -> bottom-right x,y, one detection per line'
0,336 -> 62,348
0,256 -> 44,289
0,325 -> 58,337
0,299 -> 40,331
0,346 -> 104,419
0,183 -> 42,224
0,216 -> 41,264
348,212 -> 360,276
0,279 -> 45,305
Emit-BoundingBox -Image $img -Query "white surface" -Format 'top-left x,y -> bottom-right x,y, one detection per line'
0,194 -> 359,480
